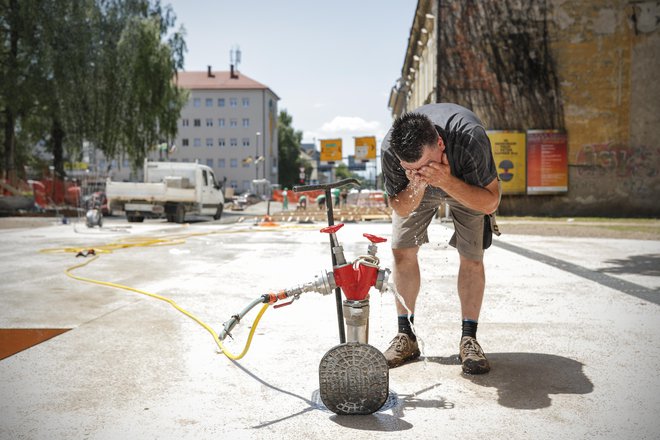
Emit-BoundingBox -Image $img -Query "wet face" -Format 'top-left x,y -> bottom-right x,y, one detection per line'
399,137 -> 445,172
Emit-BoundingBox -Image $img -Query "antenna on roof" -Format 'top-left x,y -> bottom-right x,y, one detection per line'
230,45 -> 241,79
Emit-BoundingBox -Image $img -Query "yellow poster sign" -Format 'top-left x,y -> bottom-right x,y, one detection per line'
320,139 -> 342,162
354,136 -> 377,160
487,130 -> 526,195
64,162 -> 89,171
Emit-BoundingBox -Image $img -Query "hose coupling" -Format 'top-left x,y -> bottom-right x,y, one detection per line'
375,268 -> 391,292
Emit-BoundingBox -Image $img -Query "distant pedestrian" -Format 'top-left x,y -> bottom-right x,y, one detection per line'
298,194 -> 308,211
332,187 -> 340,208
282,188 -> 289,211
316,194 -> 326,210
380,103 -> 501,375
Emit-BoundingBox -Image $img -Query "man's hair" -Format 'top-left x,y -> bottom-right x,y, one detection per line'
389,112 -> 439,162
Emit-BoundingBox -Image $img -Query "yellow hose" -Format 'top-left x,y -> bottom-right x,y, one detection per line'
65,255 -> 270,360
48,224 -> 316,359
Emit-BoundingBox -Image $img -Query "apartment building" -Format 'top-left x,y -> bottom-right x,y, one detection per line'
170,67 -> 279,193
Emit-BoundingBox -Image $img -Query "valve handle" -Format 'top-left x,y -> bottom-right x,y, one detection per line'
363,233 -> 387,244
320,223 -> 344,234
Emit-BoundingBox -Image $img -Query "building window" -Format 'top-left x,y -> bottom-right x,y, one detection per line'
182,158 -> 189,162
242,118 -> 250,127
218,118 -> 225,127
218,98 -> 225,107
123,159 -> 130,168
182,119 -> 189,127
193,98 -> 201,107
218,159 -> 225,168
230,98 -> 238,107
230,159 -> 238,168
218,138 -> 225,147
194,119 -> 201,127
242,138 -> 250,147
242,159 -> 250,168
205,98 -> 213,107
242,180 -> 251,191
242,97 -> 249,107
182,138 -> 189,147
230,119 -> 237,127
206,118 -> 213,127
206,159 -> 214,168
230,138 -> 237,147
193,138 -> 201,147
230,180 -> 237,189
206,138 -> 213,147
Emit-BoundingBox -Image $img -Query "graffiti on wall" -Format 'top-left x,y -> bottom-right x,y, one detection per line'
573,143 -> 658,196
575,143 -> 657,177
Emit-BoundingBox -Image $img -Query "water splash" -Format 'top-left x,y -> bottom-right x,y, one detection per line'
384,282 -> 427,364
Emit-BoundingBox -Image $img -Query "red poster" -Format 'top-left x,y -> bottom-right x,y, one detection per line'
527,130 -> 568,194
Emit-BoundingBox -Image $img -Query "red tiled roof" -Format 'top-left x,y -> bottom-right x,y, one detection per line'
175,70 -> 270,91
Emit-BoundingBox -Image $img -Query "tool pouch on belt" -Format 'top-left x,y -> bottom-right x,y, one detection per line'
483,214 -> 501,249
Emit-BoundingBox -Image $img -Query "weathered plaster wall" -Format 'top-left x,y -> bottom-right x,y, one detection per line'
396,0 -> 659,216
456,0 -> 660,216
537,0 -> 660,216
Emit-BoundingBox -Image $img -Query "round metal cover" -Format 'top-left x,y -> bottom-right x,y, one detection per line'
319,342 -> 389,415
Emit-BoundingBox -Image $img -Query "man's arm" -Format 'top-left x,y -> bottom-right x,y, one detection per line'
418,153 -> 500,214
388,170 -> 428,217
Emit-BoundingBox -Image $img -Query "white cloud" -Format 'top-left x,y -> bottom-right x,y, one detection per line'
320,116 -> 380,133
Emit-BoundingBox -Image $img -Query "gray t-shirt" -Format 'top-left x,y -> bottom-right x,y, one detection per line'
381,103 -> 497,197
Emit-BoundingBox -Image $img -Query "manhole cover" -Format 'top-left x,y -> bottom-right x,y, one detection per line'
319,342 -> 389,415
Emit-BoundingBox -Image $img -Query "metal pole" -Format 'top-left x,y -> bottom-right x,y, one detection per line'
324,186 -> 346,344
255,133 -> 259,180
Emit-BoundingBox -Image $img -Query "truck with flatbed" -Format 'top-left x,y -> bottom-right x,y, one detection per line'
106,161 -> 225,223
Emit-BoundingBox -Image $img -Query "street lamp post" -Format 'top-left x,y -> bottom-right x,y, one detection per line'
261,131 -> 266,180
256,131 -> 261,179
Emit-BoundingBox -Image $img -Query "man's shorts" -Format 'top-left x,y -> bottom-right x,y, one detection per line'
391,184 -> 501,261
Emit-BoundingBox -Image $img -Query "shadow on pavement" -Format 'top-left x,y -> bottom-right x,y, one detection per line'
330,413 -> 413,431
328,383 -> 452,431
599,253 -> 660,276
234,357 -> 451,432
428,352 -> 594,409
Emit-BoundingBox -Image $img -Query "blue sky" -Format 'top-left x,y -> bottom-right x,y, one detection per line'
166,0 -> 417,157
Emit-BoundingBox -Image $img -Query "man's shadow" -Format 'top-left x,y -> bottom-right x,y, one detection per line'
426,352 -> 594,409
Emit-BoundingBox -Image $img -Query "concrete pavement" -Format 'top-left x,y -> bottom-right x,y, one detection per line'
1,214 -> 659,439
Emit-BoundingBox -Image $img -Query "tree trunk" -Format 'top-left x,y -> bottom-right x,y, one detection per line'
3,0 -> 19,184
51,118 -> 66,179
3,109 -> 17,184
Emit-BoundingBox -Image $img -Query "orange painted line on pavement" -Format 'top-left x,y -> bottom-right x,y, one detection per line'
0,329 -> 71,360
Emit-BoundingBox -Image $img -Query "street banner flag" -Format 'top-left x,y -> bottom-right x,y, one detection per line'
355,136 -> 377,160
320,139 -> 342,162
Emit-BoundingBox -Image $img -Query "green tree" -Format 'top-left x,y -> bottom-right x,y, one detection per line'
334,162 -> 362,184
0,0 -> 45,182
277,109 -> 304,188
0,0 -> 187,180
114,1 -> 187,168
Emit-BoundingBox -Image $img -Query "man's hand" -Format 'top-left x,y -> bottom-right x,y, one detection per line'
405,169 -> 428,194
417,153 -> 452,189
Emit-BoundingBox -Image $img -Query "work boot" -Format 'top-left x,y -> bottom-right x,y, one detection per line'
383,333 -> 420,368
459,336 -> 490,374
